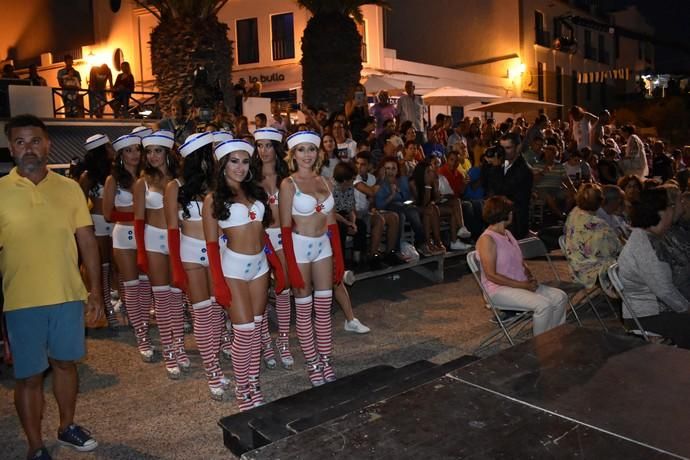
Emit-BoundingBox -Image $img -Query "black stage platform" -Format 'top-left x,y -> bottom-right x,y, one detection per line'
221,326 -> 690,459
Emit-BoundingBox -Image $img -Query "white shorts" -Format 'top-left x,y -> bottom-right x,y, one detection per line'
112,224 -> 136,250
181,234 -> 209,267
221,247 -> 268,281
265,227 -> 283,251
92,214 -> 113,237
293,232 -> 332,264
145,224 -> 169,255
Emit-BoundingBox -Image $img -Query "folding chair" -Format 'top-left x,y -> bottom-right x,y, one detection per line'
516,236 -> 583,327
607,263 -> 661,342
557,234 -> 616,330
466,251 -> 533,350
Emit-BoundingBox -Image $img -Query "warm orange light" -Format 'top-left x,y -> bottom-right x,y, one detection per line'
508,62 -> 526,81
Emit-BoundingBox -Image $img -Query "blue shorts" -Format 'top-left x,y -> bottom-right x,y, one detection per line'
4,301 -> 86,379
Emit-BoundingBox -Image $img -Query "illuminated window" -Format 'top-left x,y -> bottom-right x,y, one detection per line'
237,18 -> 259,65
271,13 -> 295,61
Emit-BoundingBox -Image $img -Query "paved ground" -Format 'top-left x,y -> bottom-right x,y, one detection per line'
0,255 -> 623,459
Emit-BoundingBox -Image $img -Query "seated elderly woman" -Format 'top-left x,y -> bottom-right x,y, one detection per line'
564,183 -> 622,289
476,196 -> 567,336
617,174 -> 643,222
618,187 -> 690,348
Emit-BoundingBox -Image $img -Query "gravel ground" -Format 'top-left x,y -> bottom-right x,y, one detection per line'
0,256 -> 623,459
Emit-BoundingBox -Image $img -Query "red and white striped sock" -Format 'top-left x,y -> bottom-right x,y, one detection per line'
294,295 -> 317,362
125,279 -> 151,354
139,274 -> 154,322
192,299 -> 223,388
232,322 -> 255,411
275,289 -> 292,338
152,285 -> 176,369
101,263 -> 115,324
214,299 -> 233,357
170,287 -> 188,365
260,314 -> 275,360
314,289 -> 335,382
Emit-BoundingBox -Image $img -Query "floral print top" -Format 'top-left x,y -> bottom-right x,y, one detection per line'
564,206 -> 623,288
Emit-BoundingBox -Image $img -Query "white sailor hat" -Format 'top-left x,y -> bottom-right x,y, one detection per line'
215,139 -> 254,161
131,126 -> 153,138
84,134 -> 110,151
212,131 -> 234,144
286,130 -> 320,150
142,130 -> 175,149
112,134 -> 141,152
179,132 -> 214,158
253,128 -> 283,143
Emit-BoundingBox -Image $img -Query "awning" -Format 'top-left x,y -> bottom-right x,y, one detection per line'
422,86 -> 498,106
465,97 -> 562,114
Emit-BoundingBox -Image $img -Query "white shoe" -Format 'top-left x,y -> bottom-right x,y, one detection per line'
344,318 -> 370,334
450,239 -> 472,251
343,270 -> 355,286
457,226 -> 471,239
111,299 -> 122,313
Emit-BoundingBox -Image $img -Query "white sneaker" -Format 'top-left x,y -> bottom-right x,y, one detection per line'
343,270 -> 355,286
457,226 -> 472,239
450,239 -> 472,251
344,318 -> 370,334
111,299 -> 122,313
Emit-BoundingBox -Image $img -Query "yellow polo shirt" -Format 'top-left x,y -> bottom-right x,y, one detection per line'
0,168 -> 92,311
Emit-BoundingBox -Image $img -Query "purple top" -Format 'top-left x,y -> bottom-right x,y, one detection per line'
479,229 -> 527,295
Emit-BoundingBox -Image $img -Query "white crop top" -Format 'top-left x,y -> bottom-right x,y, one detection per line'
114,187 -> 134,207
179,200 -> 203,222
144,181 -> 164,210
290,177 -> 334,217
218,200 -> 265,229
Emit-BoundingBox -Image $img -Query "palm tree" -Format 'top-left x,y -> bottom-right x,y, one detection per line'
133,0 -> 232,116
296,0 -> 389,114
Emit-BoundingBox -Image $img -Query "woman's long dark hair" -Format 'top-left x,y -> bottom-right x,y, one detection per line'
143,146 -> 179,181
412,160 -> 432,204
254,140 -> 289,186
178,143 -> 215,219
83,145 -> 111,194
112,146 -> 141,190
212,155 -> 271,227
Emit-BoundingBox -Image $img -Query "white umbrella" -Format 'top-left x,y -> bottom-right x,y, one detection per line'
361,75 -> 405,95
465,97 -> 562,114
422,86 -> 498,106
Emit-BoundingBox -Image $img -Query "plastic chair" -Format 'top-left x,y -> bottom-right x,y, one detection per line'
607,263 -> 661,342
557,234 -> 615,330
466,251 -> 533,350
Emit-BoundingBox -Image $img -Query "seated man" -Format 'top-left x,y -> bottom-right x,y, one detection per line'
596,184 -> 631,240
353,151 -> 404,268
532,145 -> 576,219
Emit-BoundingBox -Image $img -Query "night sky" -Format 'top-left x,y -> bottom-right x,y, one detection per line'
607,0 -> 690,73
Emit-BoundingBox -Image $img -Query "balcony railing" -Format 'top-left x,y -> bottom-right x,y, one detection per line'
51,87 -> 160,119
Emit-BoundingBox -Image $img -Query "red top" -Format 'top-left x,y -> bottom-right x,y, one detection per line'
439,164 -> 465,197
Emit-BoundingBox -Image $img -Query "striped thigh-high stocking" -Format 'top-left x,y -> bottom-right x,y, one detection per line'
314,289 -> 336,383
232,322 -> 255,412
295,295 -> 323,386
250,315 -> 266,406
152,285 -> 178,375
212,298 -> 233,360
170,287 -> 189,369
124,279 -> 152,361
117,274 -> 129,326
139,274 -> 154,323
101,263 -> 117,327
192,299 -> 225,393
274,290 -> 293,367
260,313 -> 276,368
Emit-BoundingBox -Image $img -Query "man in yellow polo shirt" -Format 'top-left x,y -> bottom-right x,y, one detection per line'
1,114 -> 103,460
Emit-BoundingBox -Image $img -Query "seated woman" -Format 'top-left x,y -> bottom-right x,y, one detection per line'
617,174 -> 643,222
564,183 -> 622,290
654,185 -> 690,301
410,160 -> 446,255
617,187 -> 690,348
476,196 -> 567,336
